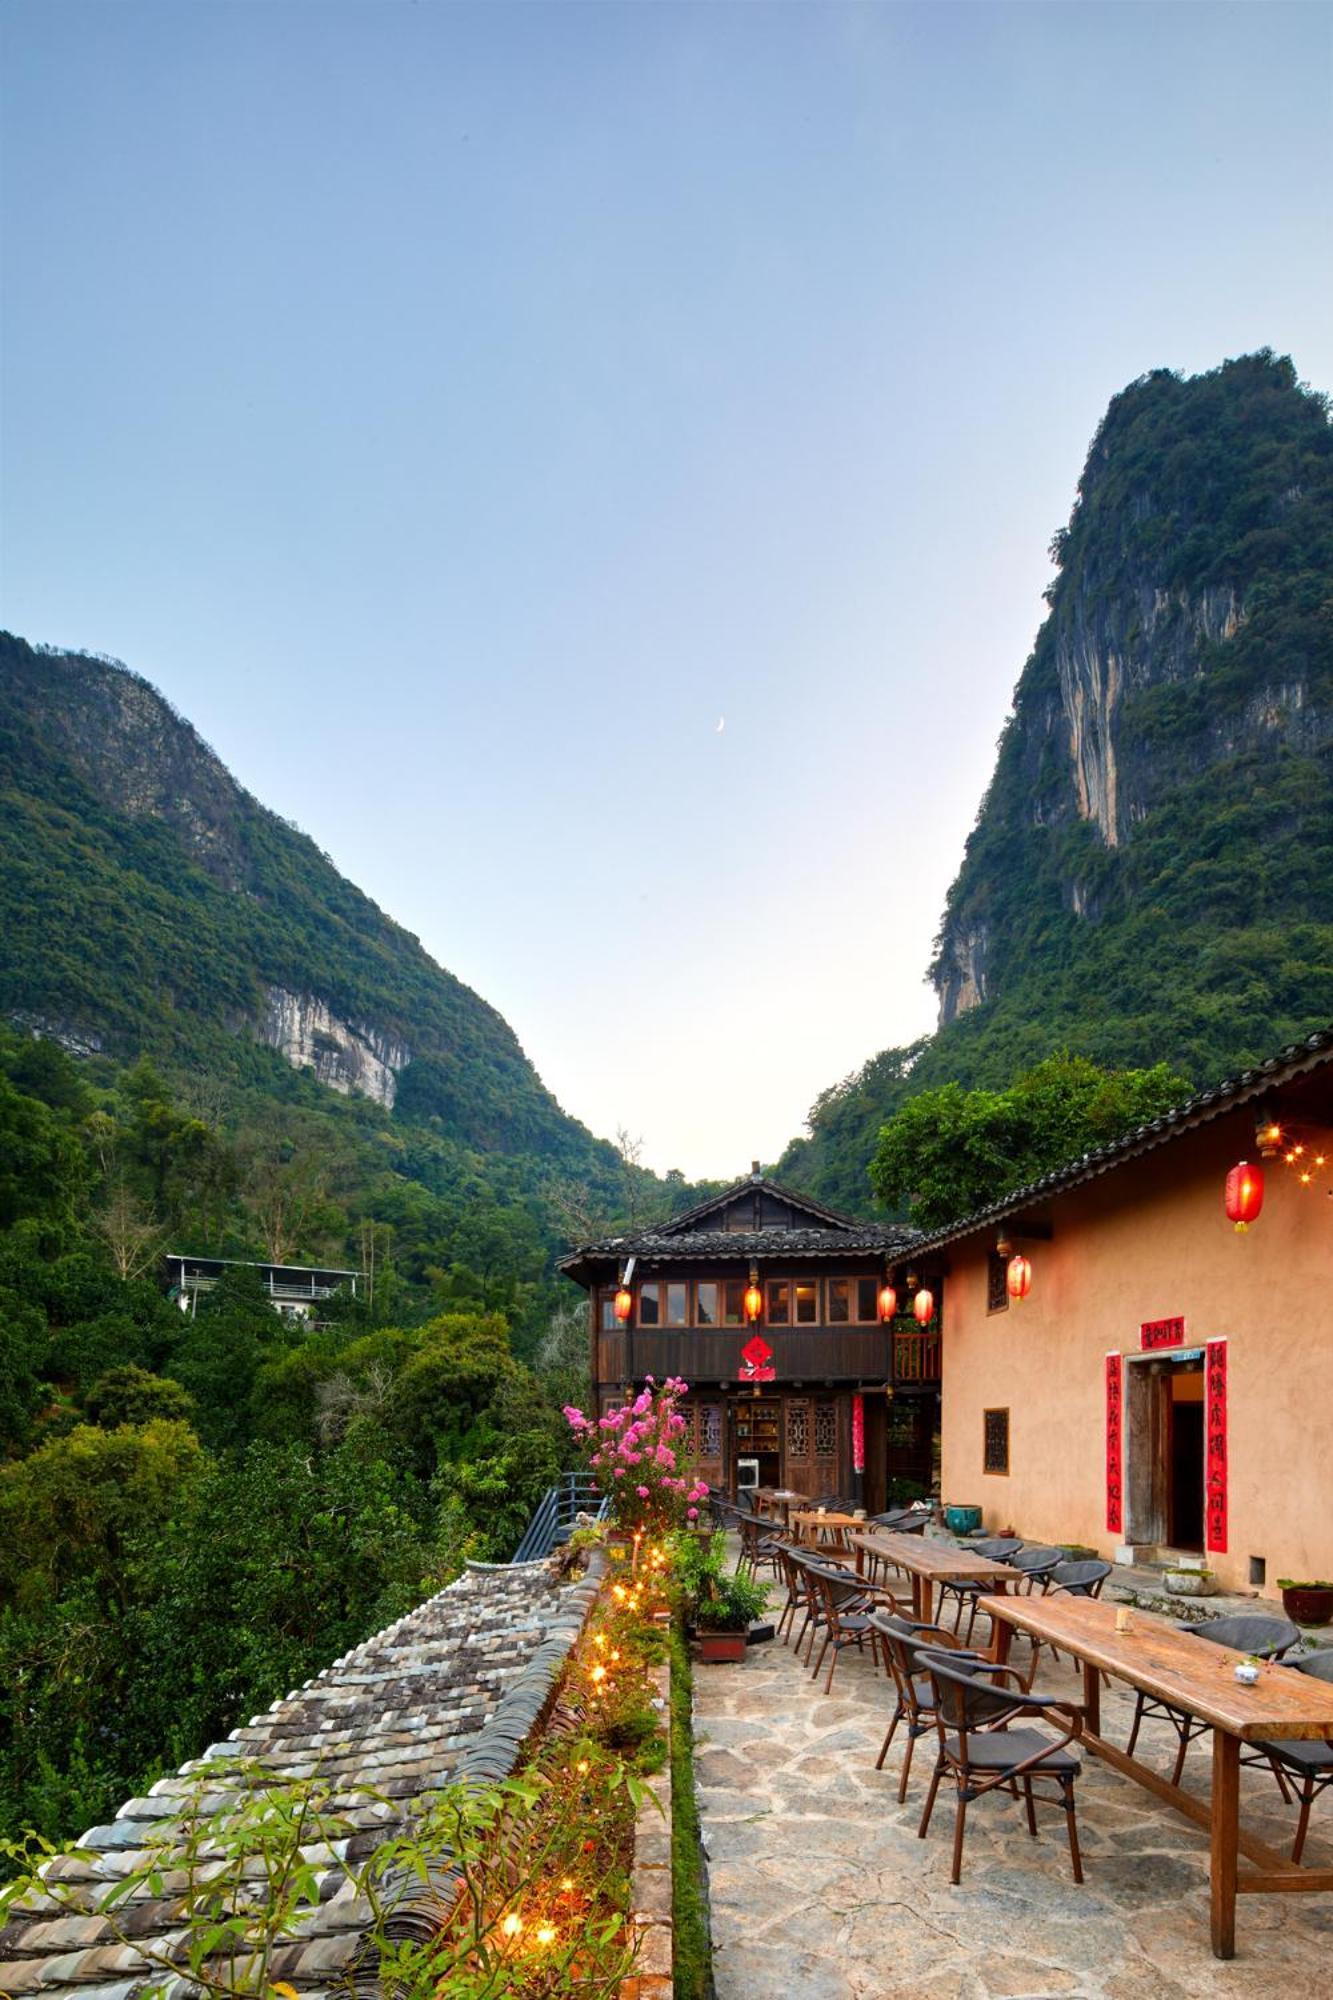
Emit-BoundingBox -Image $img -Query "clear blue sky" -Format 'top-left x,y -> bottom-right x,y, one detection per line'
3,1 -> 1330,1177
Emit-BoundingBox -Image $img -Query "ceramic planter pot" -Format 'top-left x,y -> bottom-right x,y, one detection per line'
696,1631 -> 748,1664
944,1505 -> 982,1536
1281,1585 -> 1333,1626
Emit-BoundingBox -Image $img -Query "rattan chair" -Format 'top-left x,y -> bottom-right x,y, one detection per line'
805,1560 -> 905,1693
937,1537 -> 1024,1641
1247,1647 -> 1333,1860
867,1611 -> 989,1803
1126,1611 -> 1300,1784
918,1654 -> 1086,1885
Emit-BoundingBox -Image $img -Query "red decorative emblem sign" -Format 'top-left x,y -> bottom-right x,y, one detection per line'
1205,1339 -> 1228,1554
851,1393 -> 865,1474
1141,1317 -> 1185,1351
739,1334 -> 775,1383
1105,1353 -> 1123,1536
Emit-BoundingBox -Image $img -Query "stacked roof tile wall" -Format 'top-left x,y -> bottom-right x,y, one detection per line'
0,1556 -> 602,1999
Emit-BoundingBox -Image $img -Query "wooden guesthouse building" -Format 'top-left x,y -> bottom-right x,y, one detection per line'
559,1169 -> 933,1508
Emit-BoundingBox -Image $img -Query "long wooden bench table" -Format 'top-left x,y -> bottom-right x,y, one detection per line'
847,1528 -> 1017,1623
988,1591 -> 1333,1960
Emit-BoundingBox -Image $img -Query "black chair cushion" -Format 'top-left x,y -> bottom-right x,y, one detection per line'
944,1727 -> 1080,1774
1263,1737 -> 1333,1771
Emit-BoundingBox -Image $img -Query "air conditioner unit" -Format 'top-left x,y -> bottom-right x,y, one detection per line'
737,1456 -> 760,1491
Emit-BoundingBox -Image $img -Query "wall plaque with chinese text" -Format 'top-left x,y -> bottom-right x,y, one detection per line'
1105,1353 -> 1123,1535
1141,1317 -> 1185,1351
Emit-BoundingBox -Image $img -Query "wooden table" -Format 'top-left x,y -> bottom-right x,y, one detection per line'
789,1509 -> 864,1552
988,1591 -> 1333,1960
848,1529 -> 1017,1623
754,1487 -> 803,1527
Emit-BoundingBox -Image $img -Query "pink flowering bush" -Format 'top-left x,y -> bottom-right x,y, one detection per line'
563,1375 -> 710,1533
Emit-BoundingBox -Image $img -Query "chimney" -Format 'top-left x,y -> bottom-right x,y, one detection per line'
751,1159 -> 762,1180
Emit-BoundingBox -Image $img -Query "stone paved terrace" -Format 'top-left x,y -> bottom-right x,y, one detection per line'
0,1557 -> 599,2000
696,1569 -> 1333,2000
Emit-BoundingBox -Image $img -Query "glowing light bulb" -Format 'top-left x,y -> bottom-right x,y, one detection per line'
577,1760 -> 589,1774
560,1877 -> 574,1892
1301,1172 -> 1313,1185
536,1925 -> 556,1946
501,1913 -> 522,1938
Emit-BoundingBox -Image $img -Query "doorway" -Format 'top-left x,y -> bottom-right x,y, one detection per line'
1168,1365 -> 1205,1551
1125,1353 -> 1205,1553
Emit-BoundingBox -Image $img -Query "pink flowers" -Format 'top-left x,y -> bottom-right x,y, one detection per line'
563,1375 -> 705,1533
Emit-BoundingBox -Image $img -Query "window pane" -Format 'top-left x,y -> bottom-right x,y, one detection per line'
696,1281 -> 719,1327
601,1292 -> 621,1330
767,1279 -> 790,1325
665,1281 -> 689,1326
639,1281 -> 660,1326
827,1279 -> 849,1324
722,1280 -> 745,1326
856,1278 -> 879,1322
795,1281 -> 818,1324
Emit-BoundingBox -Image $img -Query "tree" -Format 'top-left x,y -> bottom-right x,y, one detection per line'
242,1145 -> 336,1264
91,1182 -> 164,1282
84,1364 -> 195,1431
869,1053 -> 1191,1230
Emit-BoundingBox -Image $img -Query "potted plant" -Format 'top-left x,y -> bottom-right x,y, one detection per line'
1277,1579 -> 1333,1626
944,1504 -> 982,1536
692,1570 -> 770,1663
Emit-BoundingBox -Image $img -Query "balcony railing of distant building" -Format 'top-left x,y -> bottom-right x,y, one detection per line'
596,1321 -> 941,1388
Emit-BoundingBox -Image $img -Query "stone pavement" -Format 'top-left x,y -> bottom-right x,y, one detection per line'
693,1583 -> 1333,2000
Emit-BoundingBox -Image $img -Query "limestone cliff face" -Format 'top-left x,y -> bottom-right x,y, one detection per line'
933,354 -> 1332,1028
260,988 -> 410,1108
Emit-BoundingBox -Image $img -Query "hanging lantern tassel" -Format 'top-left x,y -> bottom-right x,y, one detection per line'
912,1287 -> 935,1328
878,1281 -> 898,1322
1224,1160 -> 1264,1233
1006,1253 -> 1032,1303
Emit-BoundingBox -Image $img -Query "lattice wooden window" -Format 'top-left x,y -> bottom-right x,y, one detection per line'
678,1404 -> 699,1457
814,1401 -> 837,1460
786,1402 -> 809,1460
983,1407 -> 1010,1476
700,1404 -> 722,1460
987,1253 -> 1009,1314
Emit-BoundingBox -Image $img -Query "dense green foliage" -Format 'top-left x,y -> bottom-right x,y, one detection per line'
782,353 -> 1333,1212
0,1027 -> 621,1853
868,1053 -> 1191,1229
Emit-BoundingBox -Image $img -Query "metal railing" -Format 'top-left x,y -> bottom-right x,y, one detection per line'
512,1472 -> 608,1563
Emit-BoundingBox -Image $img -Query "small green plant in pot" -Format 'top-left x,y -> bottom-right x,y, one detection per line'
693,1570 -> 769,1663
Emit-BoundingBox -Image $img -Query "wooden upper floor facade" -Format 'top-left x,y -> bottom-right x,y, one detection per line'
559,1168 -> 938,1394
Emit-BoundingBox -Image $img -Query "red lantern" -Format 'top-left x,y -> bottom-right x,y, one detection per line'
878,1282 -> 898,1322
743,1282 -> 763,1323
613,1287 -> 633,1323
1224,1160 -> 1264,1232
1006,1253 -> 1032,1303
913,1287 -> 935,1327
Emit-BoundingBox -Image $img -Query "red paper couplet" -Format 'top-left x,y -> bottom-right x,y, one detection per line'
851,1393 -> 865,1474
1140,1317 -> 1185,1351
1205,1339 -> 1228,1554
1105,1353 -> 1123,1535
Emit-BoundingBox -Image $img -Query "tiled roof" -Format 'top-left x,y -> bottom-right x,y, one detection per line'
560,1222 -> 918,1275
909,1026 -> 1333,1257
658,1169 -> 862,1235
0,1558 -> 600,2000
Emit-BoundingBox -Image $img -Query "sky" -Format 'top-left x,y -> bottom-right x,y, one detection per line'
2,1 -> 1331,1179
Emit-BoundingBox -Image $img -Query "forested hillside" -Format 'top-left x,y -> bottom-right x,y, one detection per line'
781,352 -> 1333,1211
0,633 -> 609,1162
0,644 -> 715,1854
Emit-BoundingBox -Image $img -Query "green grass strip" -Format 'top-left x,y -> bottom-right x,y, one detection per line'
668,1617 -> 713,2000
